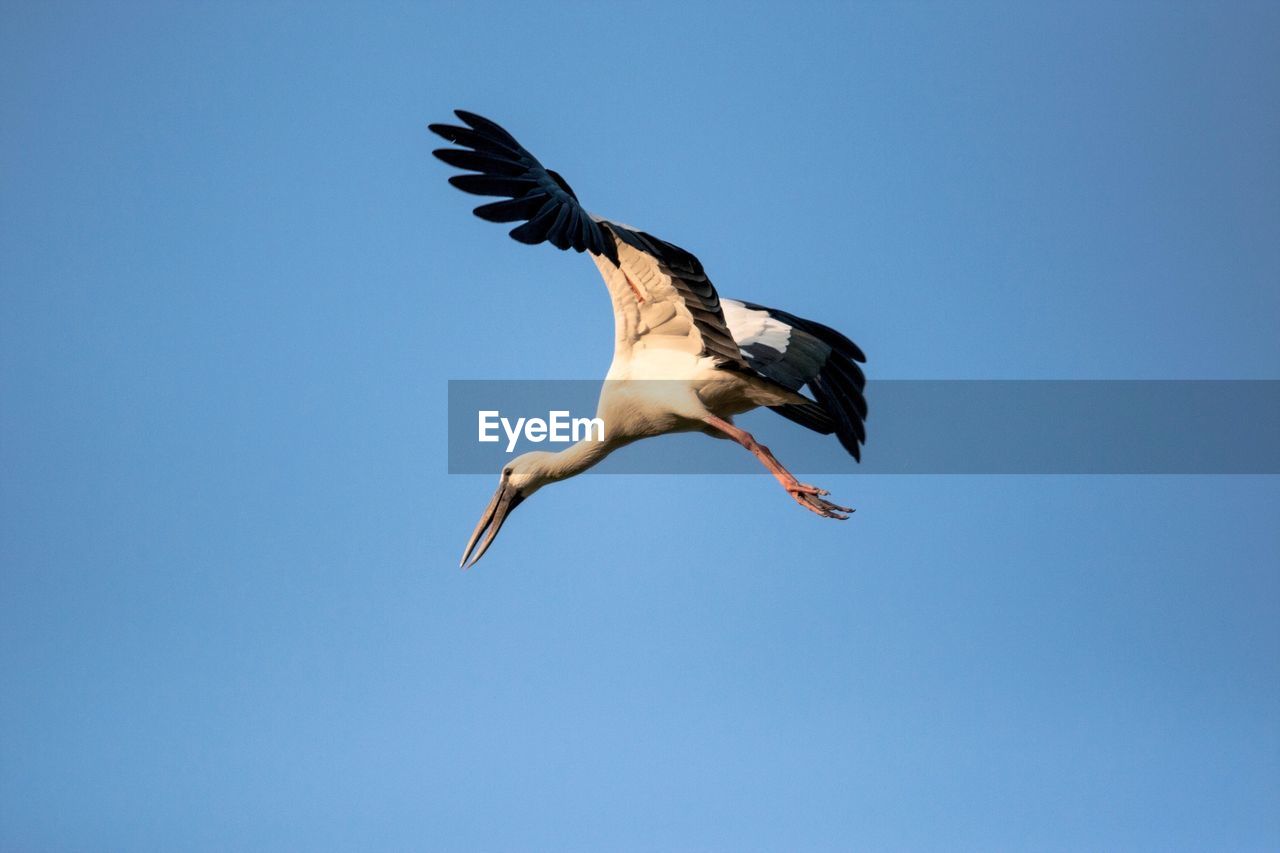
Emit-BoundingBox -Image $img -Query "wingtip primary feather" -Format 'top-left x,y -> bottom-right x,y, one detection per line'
454,110 -> 520,146
428,123 -> 457,141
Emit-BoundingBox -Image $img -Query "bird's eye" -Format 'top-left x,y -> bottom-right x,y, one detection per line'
503,468 -> 512,477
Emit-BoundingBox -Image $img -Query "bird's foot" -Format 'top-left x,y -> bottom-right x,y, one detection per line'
786,483 -> 854,520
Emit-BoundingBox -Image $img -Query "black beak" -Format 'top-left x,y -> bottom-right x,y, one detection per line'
459,481 -> 525,568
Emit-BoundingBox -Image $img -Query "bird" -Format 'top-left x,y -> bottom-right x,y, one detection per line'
430,110 -> 867,567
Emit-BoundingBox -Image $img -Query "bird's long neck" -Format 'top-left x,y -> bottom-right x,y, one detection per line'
545,436 -> 625,481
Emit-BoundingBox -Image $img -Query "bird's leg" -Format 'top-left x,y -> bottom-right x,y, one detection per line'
702,415 -> 853,520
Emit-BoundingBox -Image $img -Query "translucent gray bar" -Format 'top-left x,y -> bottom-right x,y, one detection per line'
447,380 -> 1280,475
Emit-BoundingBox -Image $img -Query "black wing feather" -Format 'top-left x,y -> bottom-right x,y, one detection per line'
472,194 -> 551,223
453,109 -> 521,147
432,148 -> 526,177
545,204 -> 574,250
509,196 -> 561,245
428,123 -> 524,159
447,174 -> 541,197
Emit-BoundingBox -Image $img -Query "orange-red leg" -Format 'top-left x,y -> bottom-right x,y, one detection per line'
703,414 -> 853,519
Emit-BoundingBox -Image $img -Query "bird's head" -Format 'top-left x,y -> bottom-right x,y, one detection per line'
459,452 -> 558,568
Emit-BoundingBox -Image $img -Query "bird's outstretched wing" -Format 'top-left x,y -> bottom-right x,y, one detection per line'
431,110 -> 747,369
429,110 -> 616,260
722,299 -> 868,460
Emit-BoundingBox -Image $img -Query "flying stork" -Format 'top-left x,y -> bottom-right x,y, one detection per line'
431,111 -> 868,567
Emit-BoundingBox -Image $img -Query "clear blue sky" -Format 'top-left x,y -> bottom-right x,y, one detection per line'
3,1 -> 1278,849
